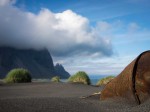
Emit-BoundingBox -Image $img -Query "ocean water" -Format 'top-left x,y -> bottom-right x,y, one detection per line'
62,75 -> 110,85
32,75 -> 111,85
89,75 -> 110,85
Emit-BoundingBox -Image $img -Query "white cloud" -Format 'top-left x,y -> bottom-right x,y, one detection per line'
128,22 -> 140,33
54,20 -> 150,75
54,54 -> 137,75
0,0 -> 15,6
2,0 -> 149,75
0,0 -> 10,6
0,0 -> 113,57
96,21 -> 112,32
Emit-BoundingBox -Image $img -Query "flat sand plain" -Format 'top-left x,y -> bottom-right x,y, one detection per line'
0,82 -> 150,112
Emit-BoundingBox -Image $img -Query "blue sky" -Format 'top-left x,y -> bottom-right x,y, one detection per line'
15,0 -> 150,23
14,0 -> 150,54
0,0 -> 150,75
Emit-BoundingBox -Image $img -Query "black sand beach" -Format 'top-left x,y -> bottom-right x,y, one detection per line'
0,82 -> 150,112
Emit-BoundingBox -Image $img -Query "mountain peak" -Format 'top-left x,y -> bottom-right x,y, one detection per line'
0,47 -> 70,79
54,63 -> 70,78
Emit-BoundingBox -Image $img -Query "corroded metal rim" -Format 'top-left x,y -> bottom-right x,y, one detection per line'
132,50 -> 150,105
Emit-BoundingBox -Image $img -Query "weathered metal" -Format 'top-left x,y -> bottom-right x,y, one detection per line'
100,51 -> 150,105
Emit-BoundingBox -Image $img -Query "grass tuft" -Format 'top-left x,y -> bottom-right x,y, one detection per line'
96,76 -> 115,86
68,71 -> 91,85
4,68 -> 32,83
51,76 -> 60,82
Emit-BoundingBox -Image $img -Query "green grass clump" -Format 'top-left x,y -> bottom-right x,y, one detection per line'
96,76 -> 115,86
51,76 -> 60,82
68,71 -> 91,85
4,68 -> 32,83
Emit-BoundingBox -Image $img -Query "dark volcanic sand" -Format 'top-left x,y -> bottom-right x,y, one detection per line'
0,82 -> 150,112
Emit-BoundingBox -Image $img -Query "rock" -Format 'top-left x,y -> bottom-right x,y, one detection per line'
0,47 -> 70,79
54,63 -> 70,78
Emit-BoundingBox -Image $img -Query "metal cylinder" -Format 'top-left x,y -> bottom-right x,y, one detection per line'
100,51 -> 150,105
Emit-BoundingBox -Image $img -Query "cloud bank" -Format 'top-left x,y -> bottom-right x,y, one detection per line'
0,0 -> 112,57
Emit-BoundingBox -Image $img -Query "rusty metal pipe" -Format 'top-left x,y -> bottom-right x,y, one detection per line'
100,50 -> 150,105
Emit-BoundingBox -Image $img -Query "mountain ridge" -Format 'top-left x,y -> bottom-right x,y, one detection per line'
0,47 -> 70,79
54,63 -> 70,79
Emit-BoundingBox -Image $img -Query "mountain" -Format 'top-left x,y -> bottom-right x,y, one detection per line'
0,47 -> 70,79
54,63 -> 70,78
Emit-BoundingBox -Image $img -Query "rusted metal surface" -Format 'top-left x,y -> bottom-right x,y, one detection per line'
100,51 -> 150,105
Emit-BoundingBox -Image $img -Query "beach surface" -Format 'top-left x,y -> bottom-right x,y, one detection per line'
0,82 -> 150,112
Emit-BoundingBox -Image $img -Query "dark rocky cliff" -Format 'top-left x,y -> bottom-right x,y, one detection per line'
54,63 -> 70,78
0,47 -> 70,79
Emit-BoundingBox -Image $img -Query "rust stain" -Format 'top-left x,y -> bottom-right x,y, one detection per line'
100,51 -> 150,105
